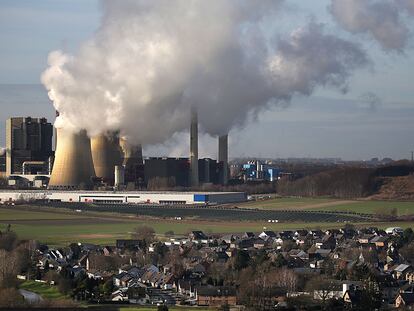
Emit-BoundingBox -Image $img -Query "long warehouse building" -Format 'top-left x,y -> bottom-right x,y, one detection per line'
0,191 -> 246,205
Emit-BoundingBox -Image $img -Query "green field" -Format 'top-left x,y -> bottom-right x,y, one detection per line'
119,308 -> 213,311
242,197 -> 337,209
0,208 -> 85,220
241,197 -> 414,215
1,205 -> 414,246
315,201 -> 414,215
19,280 -> 67,300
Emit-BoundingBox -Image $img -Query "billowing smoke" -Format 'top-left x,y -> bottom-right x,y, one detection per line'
329,0 -> 414,51
42,0 -> 369,145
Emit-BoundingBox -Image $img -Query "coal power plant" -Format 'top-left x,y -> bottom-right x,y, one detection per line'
7,111 -> 230,191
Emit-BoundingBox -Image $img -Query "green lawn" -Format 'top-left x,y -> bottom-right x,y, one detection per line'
2,219 -> 414,246
19,280 -> 67,300
119,308 -> 213,311
0,208 -> 85,220
241,197 -> 336,209
1,204 -> 414,246
316,201 -> 414,215
240,197 -> 414,215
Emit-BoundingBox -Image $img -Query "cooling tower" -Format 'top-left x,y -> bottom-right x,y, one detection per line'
190,109 -> 199,187
91,133 -> 122,183
120,138 -> 143,167
48,129 -> 96,189
219,134 -> 229,185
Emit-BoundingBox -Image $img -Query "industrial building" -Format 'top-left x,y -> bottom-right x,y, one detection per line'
198,158 -> 220,185
144,157 -> 190,188
6,117 -> 53,175
242,161 -> 281,182
120,137 -> 144,185
0,149 -> 6,174
144,157 -> 225,188
5,110 -> 230,190
0,190 -> 246,205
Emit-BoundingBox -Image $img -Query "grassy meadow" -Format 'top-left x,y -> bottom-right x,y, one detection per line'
19,280 -> 67,300
240,197 -> 414,215
0,204 -> 413,246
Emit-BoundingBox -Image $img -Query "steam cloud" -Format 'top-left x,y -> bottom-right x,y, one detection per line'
42,0 -> 369,145
329,0 -> 414,51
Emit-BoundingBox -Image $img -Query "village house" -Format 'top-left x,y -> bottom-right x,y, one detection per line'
395,292 -> 414,308
196,286 -> 237,307
393,264 -> 413,280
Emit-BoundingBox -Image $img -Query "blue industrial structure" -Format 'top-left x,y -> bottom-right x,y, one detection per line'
242,161 -> 281,182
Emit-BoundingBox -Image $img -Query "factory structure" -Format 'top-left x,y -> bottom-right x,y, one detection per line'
5,117 -> 53,176
1,112 -> 239,204
242,161 -> 282,182
0,190 -> 245,205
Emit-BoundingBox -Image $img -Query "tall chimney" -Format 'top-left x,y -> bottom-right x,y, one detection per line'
190,109 -> 199,187
48,128 -> 96,189
219,134 -> 228,185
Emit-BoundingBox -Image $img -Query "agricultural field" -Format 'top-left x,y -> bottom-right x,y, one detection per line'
241,197 -> 339,210
0,205 -> 414,246
119,308 -> 212,311
241,197 -> 414,215
49,202 -> 372,223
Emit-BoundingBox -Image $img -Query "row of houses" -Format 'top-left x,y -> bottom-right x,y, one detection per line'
32,225 -> 414,308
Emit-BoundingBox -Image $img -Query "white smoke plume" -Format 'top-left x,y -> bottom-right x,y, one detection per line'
395,0 -> 414,15
329,0 -> 414,51
42,0 -> 368,145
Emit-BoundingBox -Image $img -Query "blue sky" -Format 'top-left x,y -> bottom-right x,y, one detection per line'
0,0 -> 413,160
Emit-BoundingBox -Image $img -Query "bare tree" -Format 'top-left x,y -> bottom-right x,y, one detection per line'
0,249 -> 20,288
0,288 -> 25,307
306,276 -> 337,303
131,225 -> 155,243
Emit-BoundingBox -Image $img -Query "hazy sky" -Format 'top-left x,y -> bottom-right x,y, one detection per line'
0,0 -> 414,160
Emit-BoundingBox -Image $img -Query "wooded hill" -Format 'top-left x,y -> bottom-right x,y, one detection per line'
277,163 -> 414,199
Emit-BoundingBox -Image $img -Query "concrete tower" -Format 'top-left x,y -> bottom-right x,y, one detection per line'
48,129 -> 95,189
190,109 -> 199,187
90,133 -> 122,183
219,134 -> 229,185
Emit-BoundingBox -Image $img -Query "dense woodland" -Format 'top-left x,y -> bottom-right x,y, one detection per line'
277,164 -> 414,199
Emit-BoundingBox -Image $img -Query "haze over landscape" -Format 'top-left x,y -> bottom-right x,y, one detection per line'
0,0 -> 414,160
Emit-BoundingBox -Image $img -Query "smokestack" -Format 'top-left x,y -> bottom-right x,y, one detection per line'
90,133 -> 122,184
219,134 -> 228,185
48,128 -> 96,189
190,109 -> 199,187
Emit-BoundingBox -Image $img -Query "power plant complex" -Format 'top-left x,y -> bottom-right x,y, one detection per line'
1,113 -> 240,204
